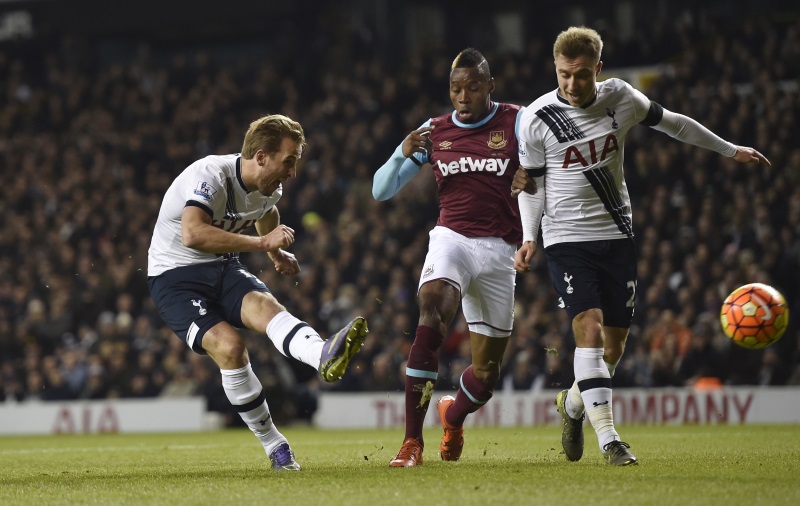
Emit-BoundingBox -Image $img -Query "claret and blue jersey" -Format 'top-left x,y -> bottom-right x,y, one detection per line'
374,102 -> 524,245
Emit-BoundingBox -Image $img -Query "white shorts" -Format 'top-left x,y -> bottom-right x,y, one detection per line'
418,226 -> 516,337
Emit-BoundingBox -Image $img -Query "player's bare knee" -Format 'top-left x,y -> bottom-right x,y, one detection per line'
206,338 -> 248,367
418,302 -> 451,334
259,291 -> 285,312
241,292 -> 285,330
418,282 -> 458,332
573,310 -> 603,347
246,291 -> 284,314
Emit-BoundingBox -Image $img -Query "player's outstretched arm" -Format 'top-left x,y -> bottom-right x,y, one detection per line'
649,106 -> 771,167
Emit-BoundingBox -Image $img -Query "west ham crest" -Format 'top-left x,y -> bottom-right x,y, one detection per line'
488,131 -> 507,149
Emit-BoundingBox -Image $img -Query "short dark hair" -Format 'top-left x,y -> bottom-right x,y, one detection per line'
452,48 -> 491,77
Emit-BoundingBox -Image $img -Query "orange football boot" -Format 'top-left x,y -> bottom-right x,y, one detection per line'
437,395 -> 464,461
389,437 -> 423,467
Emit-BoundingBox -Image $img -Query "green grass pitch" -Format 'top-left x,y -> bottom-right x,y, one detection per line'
2,425 -> 799,505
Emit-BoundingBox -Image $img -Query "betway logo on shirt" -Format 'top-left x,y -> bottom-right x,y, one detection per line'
435,157 -> 510,176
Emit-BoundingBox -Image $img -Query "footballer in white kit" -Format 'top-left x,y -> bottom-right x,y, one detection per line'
147,115 -> 369,471
148,154 -> 283,353
517,76 -> 743,325
513,27 -> 769,467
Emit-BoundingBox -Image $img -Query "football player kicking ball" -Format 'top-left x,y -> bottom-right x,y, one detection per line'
373,48 -> 524,466
148,114 -> 368,471
513,27 -> 770,465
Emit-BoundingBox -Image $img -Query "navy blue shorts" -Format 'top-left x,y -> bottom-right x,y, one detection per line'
148,258 -> 269,354
544,238 -> 637,328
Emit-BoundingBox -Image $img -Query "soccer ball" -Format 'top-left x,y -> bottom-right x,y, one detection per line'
720,283 -> 789,349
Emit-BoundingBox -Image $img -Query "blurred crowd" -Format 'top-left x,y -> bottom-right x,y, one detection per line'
1,3 -> 799,425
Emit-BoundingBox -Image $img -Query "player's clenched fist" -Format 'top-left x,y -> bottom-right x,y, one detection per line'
269,249 -> 300,277
510,167 -> 538,198
262,224 -> 295,251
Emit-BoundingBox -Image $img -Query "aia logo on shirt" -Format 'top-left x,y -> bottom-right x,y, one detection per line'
562,134 -> 619,168
193,181 -> 217,201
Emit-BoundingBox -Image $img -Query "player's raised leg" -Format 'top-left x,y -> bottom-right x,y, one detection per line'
266,311 -> 368,382
242,292 -> 368,383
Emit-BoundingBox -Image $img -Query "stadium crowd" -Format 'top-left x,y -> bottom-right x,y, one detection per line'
1,2 -> 799,425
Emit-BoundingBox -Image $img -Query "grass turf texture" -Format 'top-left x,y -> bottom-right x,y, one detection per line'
2,425 -> 799,505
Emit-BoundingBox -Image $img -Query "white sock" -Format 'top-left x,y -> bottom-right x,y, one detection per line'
574,347 -> 620,451
566,382 -> 584,419
599,357 -> 621,451
598,428 -> 620,450
266,311 -> 325,369
566,357 -> 619,419
220,364 -> 285,453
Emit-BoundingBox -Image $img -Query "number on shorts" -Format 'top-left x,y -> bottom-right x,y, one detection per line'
626,280 -> 636,308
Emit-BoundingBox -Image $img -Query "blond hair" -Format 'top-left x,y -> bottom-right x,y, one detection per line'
241,114 -> 306,159
553,26 -> 603,65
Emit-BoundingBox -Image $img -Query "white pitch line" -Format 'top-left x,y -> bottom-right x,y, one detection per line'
0,444 -> 234,455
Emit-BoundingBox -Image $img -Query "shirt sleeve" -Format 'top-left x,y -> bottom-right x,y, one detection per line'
626,81 -> 652,123
517,108 -> 545,170
372,119 -> 431,201
518,176 -> 545,243
650,107 -> 738,157
184,165 -> 224,218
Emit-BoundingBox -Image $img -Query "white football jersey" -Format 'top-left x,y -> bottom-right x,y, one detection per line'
517,78 -> 651,247
148,154 -> 281,276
